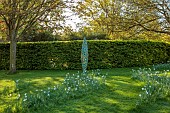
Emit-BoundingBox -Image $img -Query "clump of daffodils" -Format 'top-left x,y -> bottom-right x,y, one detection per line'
6,70 -> 106,112
132,68 -> 170,106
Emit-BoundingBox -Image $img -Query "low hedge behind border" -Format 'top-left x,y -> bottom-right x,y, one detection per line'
0,40 -> 169,70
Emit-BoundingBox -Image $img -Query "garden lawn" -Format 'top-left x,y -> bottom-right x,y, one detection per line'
0,68 -> 170,113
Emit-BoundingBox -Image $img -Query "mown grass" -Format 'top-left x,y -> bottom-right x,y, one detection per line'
0,68 -> 170,113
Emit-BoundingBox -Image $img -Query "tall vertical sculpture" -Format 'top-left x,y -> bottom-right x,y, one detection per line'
81,37 -> 88,74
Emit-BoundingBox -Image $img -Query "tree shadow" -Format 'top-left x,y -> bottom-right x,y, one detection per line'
46,74 -> 170,113
0,70 -> 170,113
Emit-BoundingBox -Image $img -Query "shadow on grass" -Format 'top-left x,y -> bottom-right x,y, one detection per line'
39,75 -> 142,113
47,75 -> 170,113
0,71 -> 66,113
0,69 -> 170,113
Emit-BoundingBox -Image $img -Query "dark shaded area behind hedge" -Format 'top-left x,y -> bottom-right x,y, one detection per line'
0,41 -> 170,70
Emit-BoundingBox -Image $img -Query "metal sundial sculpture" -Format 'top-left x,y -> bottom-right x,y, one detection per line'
81,37 -> 88,74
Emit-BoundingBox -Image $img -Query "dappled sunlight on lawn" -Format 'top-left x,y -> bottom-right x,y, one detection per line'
0,69 -> 170,113
30,77 -> 64,88
100,97 -> 119,104
0,71 -> 66,113
0,80 -> 15,92
114,90 -> 137,97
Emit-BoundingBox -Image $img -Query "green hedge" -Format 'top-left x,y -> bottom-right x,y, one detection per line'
0,41 -> 169,70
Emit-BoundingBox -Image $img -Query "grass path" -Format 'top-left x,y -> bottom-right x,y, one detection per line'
0,68 -> 170,113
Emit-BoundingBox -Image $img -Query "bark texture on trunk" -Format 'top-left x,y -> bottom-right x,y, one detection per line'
8,30 -> 17,74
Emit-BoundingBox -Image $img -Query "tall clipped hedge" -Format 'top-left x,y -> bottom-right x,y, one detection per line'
0,41 -> 169,70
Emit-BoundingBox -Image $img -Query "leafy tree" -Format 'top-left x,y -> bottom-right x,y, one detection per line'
122,0 -> 170,35
73,0 -> 123,35
20,23 -> 62,42
0,0 -> 66,74
73,0 -> 170,38
0,17 -> 7,41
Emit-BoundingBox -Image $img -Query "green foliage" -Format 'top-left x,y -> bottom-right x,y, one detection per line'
87,41 -> 170,69
0,43 -> 9,70
22,31 -> 60,42
74,0 -> 170,36
0,41 -> 170,70
67,32 -> 109,40
86,33 -> 109,40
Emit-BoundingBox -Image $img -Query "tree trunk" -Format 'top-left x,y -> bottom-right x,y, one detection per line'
8,30 -> 17,74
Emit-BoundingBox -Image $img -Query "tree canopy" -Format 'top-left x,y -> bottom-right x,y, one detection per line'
0,0 -> 66,73
73,0 -> 170,36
